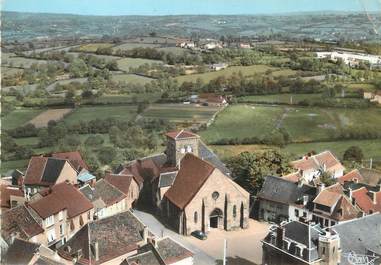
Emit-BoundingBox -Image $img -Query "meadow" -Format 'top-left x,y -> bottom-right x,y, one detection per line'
117,58 -> 163,72
2,108 -> 44,130
174,65 -> 297,84
142,103 -> 220,124
200,104 -> 381,143
238,93 -> 323,104
76,43 -> 114,53
111,73 -> 154,84
63,105 -> 137,125
113,43 -> 161,51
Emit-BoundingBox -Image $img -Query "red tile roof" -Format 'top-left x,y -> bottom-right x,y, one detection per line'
120,158 -> 161,185
1,205 -> 44,242
338,169 -> 364,184
291,151 -> 344,173
165,154 -> 215,209
352,187 -> 375,214
282,172 -> 301,183
94,179 -> 126,206
24,157 -> 48,185
0,185 -> 24,209
29,182 -> 93,219
104,174 -> 134,195
51,151 -> 89,171
165,130 -> 198,140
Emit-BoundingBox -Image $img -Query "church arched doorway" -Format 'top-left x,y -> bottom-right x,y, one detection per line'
209,208 -> 223,229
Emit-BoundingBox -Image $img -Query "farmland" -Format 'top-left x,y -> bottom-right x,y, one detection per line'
76,43 -> 114,52
238,94 -> 323,104
63,105 -> 138,125
200,104 -> 381,143
2,108 -> 44,130
113,43 -> 161,51
28,108 -> 73,128
2,55 -> 47,68
174,65 -> 297,83
111,73 -> 154,84
117,58 -> 163,71
142,104 -> 221,124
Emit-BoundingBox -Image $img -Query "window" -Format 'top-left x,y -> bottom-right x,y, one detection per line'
322,247 -> 326,255
87,211 -> 91,221
194,211 -> 198,223
295,209 -> 299,217
333,247 -> 335,254
186,145 -> 193,153
60,224 -> 65,235
58,211 -> 63,221
45,215 -> 54,227
212,191 -> 219,200
324,219 -> 329,227
233,205 -> 237,219
303,212 -> 307,218
180,147 -> 185,154
47,229 -> 56,243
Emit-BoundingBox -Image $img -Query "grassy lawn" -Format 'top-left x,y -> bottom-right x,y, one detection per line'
1,159 -> 29,174
200,104 -> 284,143
111,73 -> 154,84
143,104 -> 220,123
346,83 -> 376,92
238,93 -> 323,104
200,104 -> 381,143
64,105 -> 137,125
209,139 -> 381,162
89,92 -> 162,104
113,43 -> 161,51
2,108 -> 45,130
77,43 -> 114,53
117,58 -> 163,71
157,47 -> 190,55
2,57 -> 47,68
174,65 -> 274,83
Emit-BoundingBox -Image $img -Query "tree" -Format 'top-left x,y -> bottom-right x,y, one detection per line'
343,146 -> 364,163
98,146 -> 117,164
227,151 -> 292,195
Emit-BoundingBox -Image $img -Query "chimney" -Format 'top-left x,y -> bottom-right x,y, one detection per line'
303,195 -> 308,206
369,191 -> 377,204
348,187 -> 352,200
276,226 -> 285,249
94,241 -> 99,261
143,226 -> 148,243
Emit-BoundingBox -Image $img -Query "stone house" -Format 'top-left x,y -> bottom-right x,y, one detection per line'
79,179 -> 128,220
162,153 -> 249,235
23,156 -> 78,197
311,184 -> 361,227
257,176 -> 318,223
262,221 -> 341,265
28,182 -> 94,248
290,151 -> 345,182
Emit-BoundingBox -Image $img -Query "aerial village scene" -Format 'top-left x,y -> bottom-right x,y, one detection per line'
1,1 -> 381,265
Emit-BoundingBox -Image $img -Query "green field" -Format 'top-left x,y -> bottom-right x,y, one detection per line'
77,43 -> 114,52
2,56 -> 47,68
88,92 -> 162,104
346,83 -> 376,92
157,47 -> 190,55
111,73 -> 154,84
2,108 -> 44,130
238,94 -> 323,104
210,139 -> 381,162
200,104 -> 284,142
113,43 -> 161,51
64,105 -> 137,124
1,159 -> 29,174
200,104 -> 381,143
142,104 -> 220,123
174,65 -> 274,83
2,67 -> 24,77
117,58 -> 163,72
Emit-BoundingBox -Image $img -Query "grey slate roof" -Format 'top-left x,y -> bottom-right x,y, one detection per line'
127,250 -> 162,265
40,159 -> 66,183
332,213 -> 381,265
257,176 -> 317,209
158,172 -> 177,188
156,237 -> 193,264
198,141 -> 231,177
2,238 -> 40,265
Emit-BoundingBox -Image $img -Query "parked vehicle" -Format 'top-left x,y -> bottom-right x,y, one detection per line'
191,230 -> 207,240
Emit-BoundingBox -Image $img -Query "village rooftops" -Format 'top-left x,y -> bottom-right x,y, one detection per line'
104,173 -> 134,196
165,130 -> 199,140
50,151 -> 89,171
332,213 -> 381,265
58,211 -> 149,265
291,151 -> 344,173
257,175 -> 317,209
29,182 -> 93,219
1,205 -> 44,243
155,237 -> 194,264
0,184 -> 24,209
91,179 -> 126,206
338,169 -> 364,184
24,156 -> 77,186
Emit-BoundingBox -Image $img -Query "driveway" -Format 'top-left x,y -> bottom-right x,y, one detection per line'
133,210 -> 270,265
133,210 -> 216,265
